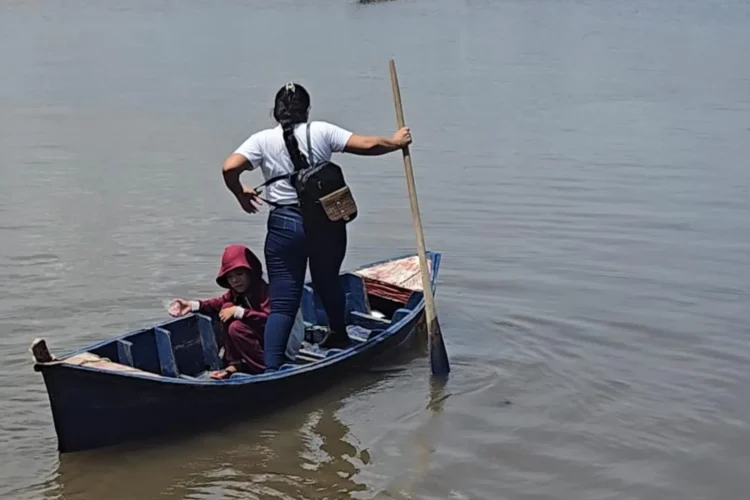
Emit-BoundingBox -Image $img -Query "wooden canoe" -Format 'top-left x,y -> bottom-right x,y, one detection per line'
31,251 -> 441,453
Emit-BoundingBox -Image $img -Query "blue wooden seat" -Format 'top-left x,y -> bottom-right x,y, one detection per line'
154,327 -> 179,377
116,340 -> 134,367
195,314 -> 221,371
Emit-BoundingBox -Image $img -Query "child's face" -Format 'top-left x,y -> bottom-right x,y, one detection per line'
226,268 -> 252,293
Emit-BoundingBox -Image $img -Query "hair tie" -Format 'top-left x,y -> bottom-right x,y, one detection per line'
285,82 -> 296,93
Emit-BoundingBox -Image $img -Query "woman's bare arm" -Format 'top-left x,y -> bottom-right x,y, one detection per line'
222,153 -> 251,198
222,153 -> 262,214
343,127 -> 412,156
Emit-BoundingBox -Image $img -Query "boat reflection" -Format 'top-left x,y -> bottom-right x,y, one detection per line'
47,374 -> 387,500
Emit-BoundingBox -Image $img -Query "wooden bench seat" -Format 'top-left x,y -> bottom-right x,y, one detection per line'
61,352 -> 163,378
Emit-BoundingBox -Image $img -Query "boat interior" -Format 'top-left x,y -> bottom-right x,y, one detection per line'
53,258 -> 430,381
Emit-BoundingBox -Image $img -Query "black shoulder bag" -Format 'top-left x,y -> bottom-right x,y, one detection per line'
295,122 -> 358,224
255,123 -> 358,224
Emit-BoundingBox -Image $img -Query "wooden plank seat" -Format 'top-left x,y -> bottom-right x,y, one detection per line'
60,352 -> 163,378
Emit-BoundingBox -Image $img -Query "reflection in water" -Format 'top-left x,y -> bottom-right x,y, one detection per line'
47,375 -> 386,500
374,378 -> 450,500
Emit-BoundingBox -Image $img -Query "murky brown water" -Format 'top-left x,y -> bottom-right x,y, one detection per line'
2,0 -> 750,498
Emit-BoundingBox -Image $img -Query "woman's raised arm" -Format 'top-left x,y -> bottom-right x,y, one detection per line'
343,126 -> 412,156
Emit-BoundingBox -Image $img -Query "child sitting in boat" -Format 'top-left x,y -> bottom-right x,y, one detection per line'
168,244 -> 269,379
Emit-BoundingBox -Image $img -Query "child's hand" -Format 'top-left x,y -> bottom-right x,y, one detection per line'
168,299 -> 192,317
219,306 -> 238,322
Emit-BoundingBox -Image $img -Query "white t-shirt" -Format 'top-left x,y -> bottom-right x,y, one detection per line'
234,120 -> 353,205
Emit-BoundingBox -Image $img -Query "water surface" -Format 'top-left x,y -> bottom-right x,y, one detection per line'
2,0 -> 750,498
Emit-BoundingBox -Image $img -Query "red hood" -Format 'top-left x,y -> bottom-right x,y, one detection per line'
216,244 -> 264,289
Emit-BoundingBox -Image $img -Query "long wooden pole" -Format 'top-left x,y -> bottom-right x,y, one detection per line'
389,59 -> 450,377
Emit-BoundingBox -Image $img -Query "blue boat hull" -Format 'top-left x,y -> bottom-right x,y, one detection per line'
33,252 -> 439,453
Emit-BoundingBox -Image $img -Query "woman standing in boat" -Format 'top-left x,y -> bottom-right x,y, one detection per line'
221,82 -> 412,371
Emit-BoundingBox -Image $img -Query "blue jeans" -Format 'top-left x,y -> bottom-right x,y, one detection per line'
263,206 -> 347,370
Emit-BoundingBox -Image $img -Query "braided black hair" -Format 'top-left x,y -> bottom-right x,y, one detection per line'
273,82 -> 311,171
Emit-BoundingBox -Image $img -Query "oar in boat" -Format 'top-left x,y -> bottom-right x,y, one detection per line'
388,59 -> 450,378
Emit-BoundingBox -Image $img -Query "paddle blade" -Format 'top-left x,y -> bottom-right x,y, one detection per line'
427,316 -> 450,377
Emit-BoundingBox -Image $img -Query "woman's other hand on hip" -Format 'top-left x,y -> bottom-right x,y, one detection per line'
237,187 -> 263,214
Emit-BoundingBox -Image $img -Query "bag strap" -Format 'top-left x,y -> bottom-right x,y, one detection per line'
251,173 -> 288,203
254,171 -> 293,190
305,122 -> 315,167
252,122 -> 311,206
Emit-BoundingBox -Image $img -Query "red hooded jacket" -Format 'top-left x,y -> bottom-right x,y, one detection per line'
195,245 -> 270,329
